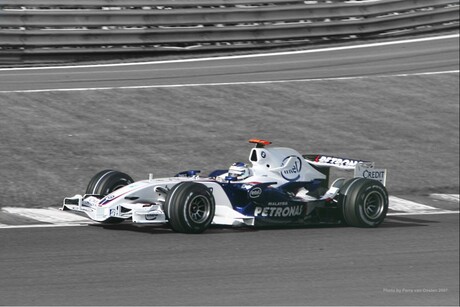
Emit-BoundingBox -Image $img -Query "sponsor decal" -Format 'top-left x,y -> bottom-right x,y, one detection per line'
249,187 -> 262,198
315,155 -> 363,168
109,208 -> 118,217
362,169 -> 386,180
82,197 -> 99,208
281,156 -> 302,181
355,163 -> 387,185
254,205 -> 303,217
261,151 -> 266,158
267,202 -> 288,206
81,202 -> 93,208
99,194 -> 116,206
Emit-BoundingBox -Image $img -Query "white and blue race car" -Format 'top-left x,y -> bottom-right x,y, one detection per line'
62,139 -> 389,233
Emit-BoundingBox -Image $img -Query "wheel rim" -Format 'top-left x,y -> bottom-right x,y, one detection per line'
188,195 -> 211,223
363,191 -> 385,219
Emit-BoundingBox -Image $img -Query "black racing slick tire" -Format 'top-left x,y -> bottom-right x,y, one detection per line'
86,169 -> 134,197
338,178 -> 389,228
85,170 -> 134,224
164,182 -> 215,234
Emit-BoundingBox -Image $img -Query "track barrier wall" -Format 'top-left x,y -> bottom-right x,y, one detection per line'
0,0 -> 458,59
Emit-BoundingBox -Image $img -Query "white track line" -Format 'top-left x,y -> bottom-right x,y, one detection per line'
1,70 -> 458,94
0,34 -> 457,93
430,194 -> 460,203
387,196 -> 459,216
0,223 -> 88,229
387,211 -> 460,216
0,207 -> 90,229
389,196 -> 440,212
2,207 -> 90,223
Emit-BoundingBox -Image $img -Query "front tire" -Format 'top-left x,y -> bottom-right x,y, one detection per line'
85,169 -> 134,224
164,182 -> 215,234
86,169 -> 134,196
338,178 -> 388,227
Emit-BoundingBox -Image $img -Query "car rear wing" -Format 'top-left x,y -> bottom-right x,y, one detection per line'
303,154 -> 369,170
303,154 -> 387,186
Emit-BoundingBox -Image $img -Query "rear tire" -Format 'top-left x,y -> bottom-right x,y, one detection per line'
338,178 -> 388,227
164,182 -> 215,234
85,169 -> 134,224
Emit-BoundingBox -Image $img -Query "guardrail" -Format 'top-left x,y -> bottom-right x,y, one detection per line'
0,0 -> 458,58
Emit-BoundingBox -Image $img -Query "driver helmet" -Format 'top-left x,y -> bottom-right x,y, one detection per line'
228,162 -> 252,180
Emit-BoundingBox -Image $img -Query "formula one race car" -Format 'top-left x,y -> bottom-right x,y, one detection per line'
63,139 -> 389,233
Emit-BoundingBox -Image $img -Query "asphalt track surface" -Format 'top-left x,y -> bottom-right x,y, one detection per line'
0,35 -> 459,306
0,35 -> 458,92
0,214 -> 458,306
